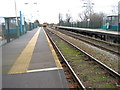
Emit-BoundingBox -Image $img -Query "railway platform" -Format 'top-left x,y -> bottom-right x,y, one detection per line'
2,27 -> 68,88
57,26 -> 120,36
57,26 -> 120,43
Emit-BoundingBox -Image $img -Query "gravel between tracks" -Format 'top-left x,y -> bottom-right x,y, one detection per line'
47,27 -> 119,72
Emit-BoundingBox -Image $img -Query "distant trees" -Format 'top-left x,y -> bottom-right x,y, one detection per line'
58,12 -> 106,28
59,12 -> 72,26
58,0 -> 106,29
78,12 -> 106,28
89,13 -> 106,28
77,0 -> 106,28
34,19 -> 40,27
58,11 -> 106,28
58,13 -> 63,26
65,13 -> 72,23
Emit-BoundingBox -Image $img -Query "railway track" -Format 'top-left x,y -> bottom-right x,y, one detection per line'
44,27 -> 120,89
55,28 -> 120,55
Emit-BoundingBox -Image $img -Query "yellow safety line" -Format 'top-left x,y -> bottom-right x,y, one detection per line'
8,28 -> 40,74
43,28 -> 62,69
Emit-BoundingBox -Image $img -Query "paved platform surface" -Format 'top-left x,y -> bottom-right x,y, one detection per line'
57,26 -> 120,36
2,27 -> 68,88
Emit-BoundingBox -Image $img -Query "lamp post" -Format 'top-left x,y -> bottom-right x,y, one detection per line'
14,0 -> 20,38
87,19 -> 90,28
118,1 -> 120,31
24,2 -> 38,23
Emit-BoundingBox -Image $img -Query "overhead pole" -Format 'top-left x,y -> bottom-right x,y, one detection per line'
24,2 -> 38,30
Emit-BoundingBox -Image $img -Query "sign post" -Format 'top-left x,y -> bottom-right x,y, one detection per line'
118,1 -> 120,31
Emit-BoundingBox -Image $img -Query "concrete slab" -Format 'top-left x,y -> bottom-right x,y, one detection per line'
57,26 -> 120,36
2,28 -> 38,74
3,69 -> 68,88
28,28 -> 56,70
2,27 -> 68,88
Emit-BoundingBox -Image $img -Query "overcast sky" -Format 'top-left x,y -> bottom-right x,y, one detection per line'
0,0 -> 119,23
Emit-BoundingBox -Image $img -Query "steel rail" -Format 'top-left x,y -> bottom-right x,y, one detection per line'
46,30 -> 86,89
46,27 -> 120,82
57,28 -> 120,55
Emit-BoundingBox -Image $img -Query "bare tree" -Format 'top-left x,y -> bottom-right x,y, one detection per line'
78,11 -> 89,21
34,19 -> 40,26
59,13 -> 63,22
78,12 -> 106,28
89,12 -> 106,28
111,5 -> 118,14
66,13 -> 71,23
78,0 -> 107,28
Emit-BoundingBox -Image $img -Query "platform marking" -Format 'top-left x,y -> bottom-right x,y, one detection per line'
8,28 -> 40,74
27,67 -> 62,73
43,28 -> 63,69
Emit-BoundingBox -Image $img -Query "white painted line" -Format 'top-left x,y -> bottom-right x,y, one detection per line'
27,67 -> 62,73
